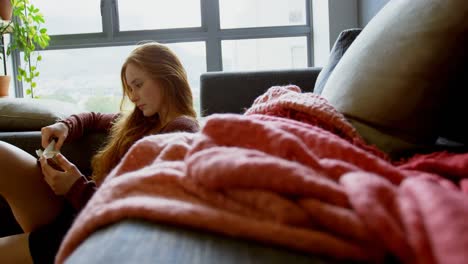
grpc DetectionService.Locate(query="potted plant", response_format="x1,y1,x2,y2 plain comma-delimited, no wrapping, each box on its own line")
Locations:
0,0,49,98
0,18,13,97
0,0,13,21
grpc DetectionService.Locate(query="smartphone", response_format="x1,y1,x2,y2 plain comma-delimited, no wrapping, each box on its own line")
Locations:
47,157,65,172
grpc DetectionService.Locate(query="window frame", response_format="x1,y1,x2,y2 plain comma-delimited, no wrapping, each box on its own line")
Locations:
12,0,313,97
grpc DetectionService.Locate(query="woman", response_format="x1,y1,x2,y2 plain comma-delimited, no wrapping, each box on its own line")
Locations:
0,42,199,263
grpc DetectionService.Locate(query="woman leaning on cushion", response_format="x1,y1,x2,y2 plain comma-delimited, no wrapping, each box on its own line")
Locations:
0,42,199,263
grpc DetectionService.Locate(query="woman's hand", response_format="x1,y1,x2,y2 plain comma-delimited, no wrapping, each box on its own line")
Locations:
39,153,83,196
41,122,69,151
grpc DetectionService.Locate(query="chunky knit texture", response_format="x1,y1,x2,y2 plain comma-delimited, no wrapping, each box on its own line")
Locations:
56,86,468,264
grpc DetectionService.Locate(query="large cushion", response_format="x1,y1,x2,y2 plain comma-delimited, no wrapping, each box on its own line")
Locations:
321,0,468,156
0,98,82,131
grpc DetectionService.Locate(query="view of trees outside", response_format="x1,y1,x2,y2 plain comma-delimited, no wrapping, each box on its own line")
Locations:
36,43,206,113
30,0,306,114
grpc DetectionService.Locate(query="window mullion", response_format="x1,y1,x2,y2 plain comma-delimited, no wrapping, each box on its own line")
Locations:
220,26,310,40
101,0,118,40
307,0,313,67
11,44,22,97
202,0,222,72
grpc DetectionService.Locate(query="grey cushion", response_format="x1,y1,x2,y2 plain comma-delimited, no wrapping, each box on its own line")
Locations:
314,28,362,95
314,26,468,148
0,98,82,131
200,68,321,116
321,0,468,157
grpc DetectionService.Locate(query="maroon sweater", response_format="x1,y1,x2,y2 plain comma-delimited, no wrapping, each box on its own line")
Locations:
59,112,199,212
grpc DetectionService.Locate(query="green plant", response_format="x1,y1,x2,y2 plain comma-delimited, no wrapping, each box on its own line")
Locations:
0,19,13,75
7,0,50,97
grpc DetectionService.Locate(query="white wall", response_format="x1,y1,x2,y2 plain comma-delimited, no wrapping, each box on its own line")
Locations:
312,0,358,66
312,0,391,66
357,0,389,27
328,0,358,49
312,0,330,66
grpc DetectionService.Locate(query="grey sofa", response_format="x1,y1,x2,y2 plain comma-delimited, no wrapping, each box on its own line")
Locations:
61,67,466,264
0,66,465,263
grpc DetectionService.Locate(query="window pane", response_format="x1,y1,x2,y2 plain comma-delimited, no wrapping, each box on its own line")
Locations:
220,0,306,29
40,0,102,35
119,0,201,31
1,35,14,96
35,42,206,114
33,46,130,113
222,37,307,71
166,42,206,114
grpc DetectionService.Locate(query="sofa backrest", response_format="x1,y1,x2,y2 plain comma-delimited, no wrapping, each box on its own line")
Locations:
200,68,322,117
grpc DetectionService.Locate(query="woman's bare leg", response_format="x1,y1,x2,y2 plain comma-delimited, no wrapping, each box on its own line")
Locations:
0,141,64,232
0,233,33,264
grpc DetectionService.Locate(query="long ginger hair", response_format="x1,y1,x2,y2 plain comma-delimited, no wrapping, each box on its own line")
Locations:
91,42,197,184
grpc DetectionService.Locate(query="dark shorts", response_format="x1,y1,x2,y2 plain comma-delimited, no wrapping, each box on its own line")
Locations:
28,204,76,264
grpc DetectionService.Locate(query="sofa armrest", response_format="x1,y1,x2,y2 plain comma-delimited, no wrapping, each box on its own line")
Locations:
200,67,322,116
0,131,107,176
66,219,327,264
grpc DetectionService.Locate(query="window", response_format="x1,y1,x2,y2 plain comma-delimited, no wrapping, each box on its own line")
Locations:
41,0,102,35
219,0,306,29
36,42,206,113
222,37,307,71
11,0,312,114
119,0,202,31
34,46,130,112
168,42,206,113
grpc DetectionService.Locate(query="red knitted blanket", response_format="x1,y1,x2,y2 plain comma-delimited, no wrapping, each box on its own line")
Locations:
56,86,468,264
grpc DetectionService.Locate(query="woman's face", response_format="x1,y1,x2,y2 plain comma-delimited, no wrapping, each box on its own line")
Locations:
125,63,163,117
